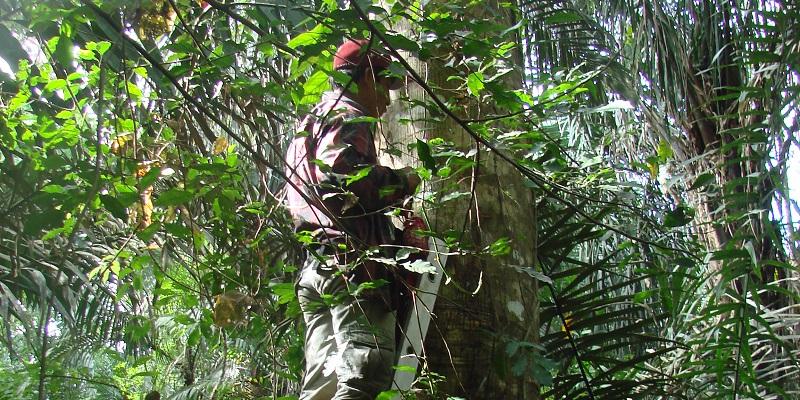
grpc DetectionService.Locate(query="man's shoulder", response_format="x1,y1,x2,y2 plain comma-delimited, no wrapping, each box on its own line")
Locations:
316,91,367,120
296,91,372,139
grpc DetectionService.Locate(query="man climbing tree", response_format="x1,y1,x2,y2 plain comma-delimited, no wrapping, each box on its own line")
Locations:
284,38,420,400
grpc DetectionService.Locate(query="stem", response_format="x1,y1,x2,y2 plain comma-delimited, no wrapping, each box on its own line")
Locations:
37,304,51,400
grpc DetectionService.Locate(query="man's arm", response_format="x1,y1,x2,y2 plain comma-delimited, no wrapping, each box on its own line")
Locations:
317,118,418,212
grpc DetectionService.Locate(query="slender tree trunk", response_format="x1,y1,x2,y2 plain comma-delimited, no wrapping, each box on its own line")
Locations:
665,2,788,300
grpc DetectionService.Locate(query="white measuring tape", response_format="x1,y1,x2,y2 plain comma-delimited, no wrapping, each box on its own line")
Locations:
392,237,448,395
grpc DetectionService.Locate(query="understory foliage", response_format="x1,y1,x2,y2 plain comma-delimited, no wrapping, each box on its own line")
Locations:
0,0,797,399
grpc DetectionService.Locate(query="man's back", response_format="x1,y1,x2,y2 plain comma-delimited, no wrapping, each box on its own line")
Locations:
285,90,406,249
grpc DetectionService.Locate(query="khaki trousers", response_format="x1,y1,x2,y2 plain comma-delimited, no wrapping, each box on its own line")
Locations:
296,254,396,400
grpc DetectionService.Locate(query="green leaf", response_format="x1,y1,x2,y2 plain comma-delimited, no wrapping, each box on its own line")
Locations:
400,259,436,274
345,166,373,185
300,70,330,105
78,48,96,61
187,325,201,347
657,139,673,161
126,318,151,341
505,340,520,356
54,109,73,119
743,240,760,273
488,237,512,256
131,356,152,368
210,43,236,69
154,188,194,207
126,81,142,100
114,184,139,207
94,41,111,55
689,172,715,190
44,79,67,92
711,248,750,260
511,357,528,376
531,357,554,386
136,222,161,242
393,364,417,373
269,282,296,305
415,139,437,173
138,166,163,189
100,194,128,219
353,279,390,295
544,10,583,25
376,390,400,400
165,223,192,238
467,72,485,96
440,191,471,203
663,205,694,228
633,290,655,303
54,35,74,66
41,184,66,194
512,266,553,284
395,247,416,261
24,210,65,235
257,42,274,57
747,50,780,63
383,33,419,52
174,314,194,325
288,24,331,49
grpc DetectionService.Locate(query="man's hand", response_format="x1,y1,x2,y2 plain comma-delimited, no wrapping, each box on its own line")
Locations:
399,166,421,194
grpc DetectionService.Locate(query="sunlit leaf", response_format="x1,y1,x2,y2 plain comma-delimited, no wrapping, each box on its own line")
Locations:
288,24,331,49
154,188,195,207
467,72,485,96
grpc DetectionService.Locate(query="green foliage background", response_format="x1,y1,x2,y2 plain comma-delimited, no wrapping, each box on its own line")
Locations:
0,0,798,399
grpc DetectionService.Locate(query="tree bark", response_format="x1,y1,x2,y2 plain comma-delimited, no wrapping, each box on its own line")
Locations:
377,2,540,398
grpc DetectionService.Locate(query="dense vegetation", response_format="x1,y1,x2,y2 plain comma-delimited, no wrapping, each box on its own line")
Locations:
0,0,797,399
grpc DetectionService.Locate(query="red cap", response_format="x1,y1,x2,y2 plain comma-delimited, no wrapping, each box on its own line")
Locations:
333,39,392,71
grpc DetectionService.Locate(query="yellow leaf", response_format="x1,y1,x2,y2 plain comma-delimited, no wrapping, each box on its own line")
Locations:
137,162,150,177
561,317,573,332
213,291,254,328
111,135,129,155
212,136,228,155
138,186,153,230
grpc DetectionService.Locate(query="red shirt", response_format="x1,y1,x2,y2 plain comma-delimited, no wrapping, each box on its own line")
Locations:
285,91,411,251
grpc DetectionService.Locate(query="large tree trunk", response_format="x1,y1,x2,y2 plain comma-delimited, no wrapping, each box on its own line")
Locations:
657,2,790,301
376,2,540,398
640,2,799,392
